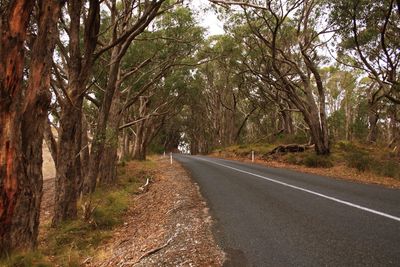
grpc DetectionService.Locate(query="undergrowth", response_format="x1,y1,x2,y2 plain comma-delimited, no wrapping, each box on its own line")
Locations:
1,161,154,267
216,140,400,180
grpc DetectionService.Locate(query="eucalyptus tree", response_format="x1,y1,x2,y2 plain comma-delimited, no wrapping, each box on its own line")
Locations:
330,0,400,104
51,0,176,224
211,0,333,154
83,0,182,193
0,0,64,254
330,0,400,144
84,5,204,182
50,0,101,225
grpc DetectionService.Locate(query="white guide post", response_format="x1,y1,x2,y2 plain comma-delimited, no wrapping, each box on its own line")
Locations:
252,151,255,163
163,151,166,158
170,152,173,165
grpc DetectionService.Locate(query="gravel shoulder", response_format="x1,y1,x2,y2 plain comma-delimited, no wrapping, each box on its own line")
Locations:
90,157,225,266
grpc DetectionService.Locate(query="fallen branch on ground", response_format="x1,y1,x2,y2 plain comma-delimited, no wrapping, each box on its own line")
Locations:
137,236,173,262
121,235,175,266
267,144,315,155
138,178,150,192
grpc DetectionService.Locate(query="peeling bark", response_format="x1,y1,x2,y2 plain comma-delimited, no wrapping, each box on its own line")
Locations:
0,0,62,254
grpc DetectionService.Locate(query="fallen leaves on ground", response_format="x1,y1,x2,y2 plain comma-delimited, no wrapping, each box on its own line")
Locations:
89,158,225,266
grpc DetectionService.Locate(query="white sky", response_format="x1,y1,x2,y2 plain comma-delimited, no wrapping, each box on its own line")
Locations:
189,0,225,36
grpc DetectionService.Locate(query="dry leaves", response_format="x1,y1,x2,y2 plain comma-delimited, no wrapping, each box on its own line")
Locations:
89,158,225,266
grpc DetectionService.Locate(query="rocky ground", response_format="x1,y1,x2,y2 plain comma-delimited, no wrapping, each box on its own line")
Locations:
87,158,225,266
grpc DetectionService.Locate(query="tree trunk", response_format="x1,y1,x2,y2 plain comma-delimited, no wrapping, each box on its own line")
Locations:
367,107,379,143
53,100,83,225
98,90,122,184
99,146,119,184
280,109,294,134
133,97,148,161
0,0,61,254
52,0,100,225
84,46,121,194
133,133,147,160
121,128,131,160
80,114,90,180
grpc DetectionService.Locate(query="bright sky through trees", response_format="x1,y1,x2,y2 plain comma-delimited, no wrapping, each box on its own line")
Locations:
190,0,225,35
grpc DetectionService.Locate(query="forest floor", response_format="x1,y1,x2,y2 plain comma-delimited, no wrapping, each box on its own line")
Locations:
34,157,224,266
211,141,400,189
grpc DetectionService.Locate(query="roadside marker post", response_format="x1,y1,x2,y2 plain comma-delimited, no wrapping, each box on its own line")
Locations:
252,151,255,162
163,151,166,158
170,152,173,165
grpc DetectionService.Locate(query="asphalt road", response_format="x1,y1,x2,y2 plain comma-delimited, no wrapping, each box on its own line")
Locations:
174,154,400,267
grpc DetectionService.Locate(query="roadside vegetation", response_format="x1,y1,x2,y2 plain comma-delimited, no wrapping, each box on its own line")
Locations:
0,161,154,267
213,139,400,186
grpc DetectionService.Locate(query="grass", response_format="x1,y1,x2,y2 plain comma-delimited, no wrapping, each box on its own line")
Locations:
0,251,51,267
303,154,333,168
1,160,155,267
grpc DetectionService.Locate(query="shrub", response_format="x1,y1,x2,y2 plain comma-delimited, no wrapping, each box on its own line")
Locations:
0,252,50,267
303,154,333,168
286,154,301,165
374,160,400,179
336,140,357,152
345,151,374,172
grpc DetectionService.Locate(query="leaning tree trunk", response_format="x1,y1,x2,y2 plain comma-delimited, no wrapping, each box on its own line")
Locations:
84,47,121,194
0,0,61,254
280,109,294,135
306,115,330,155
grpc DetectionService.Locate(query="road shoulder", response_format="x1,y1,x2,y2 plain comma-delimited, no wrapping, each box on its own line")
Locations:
91,157,225,266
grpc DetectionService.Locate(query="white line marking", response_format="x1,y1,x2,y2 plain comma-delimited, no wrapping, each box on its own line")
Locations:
195,157,400,223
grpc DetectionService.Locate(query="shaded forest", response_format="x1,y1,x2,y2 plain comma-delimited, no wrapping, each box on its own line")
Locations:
0,0,399,258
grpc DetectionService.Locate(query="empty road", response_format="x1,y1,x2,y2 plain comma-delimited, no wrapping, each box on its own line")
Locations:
174,154,400,267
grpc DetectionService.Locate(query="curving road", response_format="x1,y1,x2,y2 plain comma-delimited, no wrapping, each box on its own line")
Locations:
174,154,400,267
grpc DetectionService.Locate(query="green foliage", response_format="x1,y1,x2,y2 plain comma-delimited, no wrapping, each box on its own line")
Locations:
303,154,334,168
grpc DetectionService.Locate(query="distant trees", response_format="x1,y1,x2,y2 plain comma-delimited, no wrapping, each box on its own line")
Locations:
207,0,332,154
200,0,399,154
